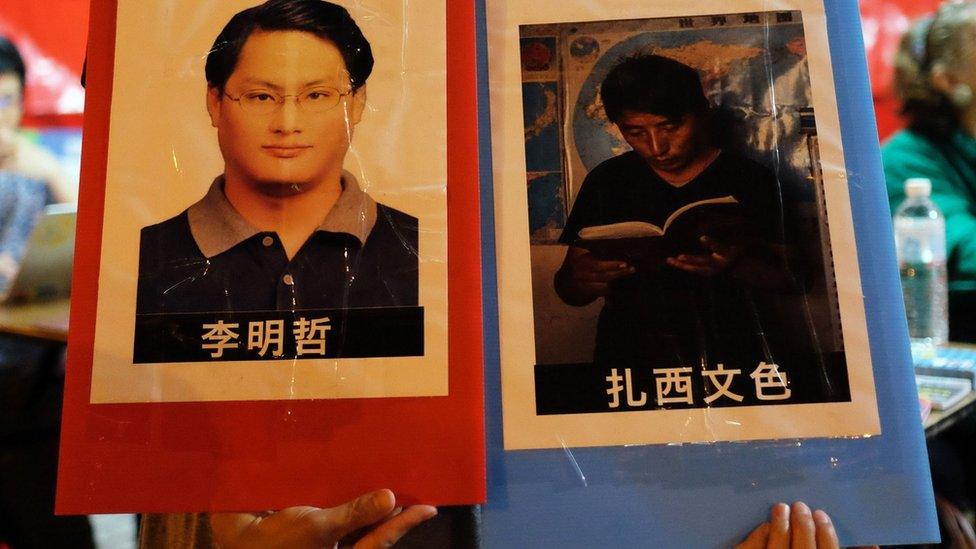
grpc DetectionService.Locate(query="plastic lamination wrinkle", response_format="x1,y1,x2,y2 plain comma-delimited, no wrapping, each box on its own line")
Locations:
160,257,211,296
559,437,589,487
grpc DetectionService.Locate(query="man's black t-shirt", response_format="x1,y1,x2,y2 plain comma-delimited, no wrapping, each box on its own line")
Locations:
559,150,793,388
136,203,418,314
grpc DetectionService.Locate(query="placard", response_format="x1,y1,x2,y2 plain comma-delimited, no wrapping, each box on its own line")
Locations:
58,0,484,512
479,0,936,546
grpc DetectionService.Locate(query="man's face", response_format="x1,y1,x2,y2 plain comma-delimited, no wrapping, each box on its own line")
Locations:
615,110,709,178
207,30,365,191
0,72,23,161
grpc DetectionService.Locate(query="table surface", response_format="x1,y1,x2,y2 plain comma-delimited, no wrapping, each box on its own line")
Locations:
920,342,976,437
923,386,976,438
0,298,70,342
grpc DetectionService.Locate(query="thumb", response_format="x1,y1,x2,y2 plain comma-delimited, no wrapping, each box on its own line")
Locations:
312,489,397,542
700,235,728,253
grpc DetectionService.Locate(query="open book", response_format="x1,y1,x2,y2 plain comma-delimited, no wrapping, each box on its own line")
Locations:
575,195,752,268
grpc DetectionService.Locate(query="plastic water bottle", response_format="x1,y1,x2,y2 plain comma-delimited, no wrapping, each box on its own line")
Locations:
894,178,948,361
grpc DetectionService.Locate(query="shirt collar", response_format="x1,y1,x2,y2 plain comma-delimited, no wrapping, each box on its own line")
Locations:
187,172,378,258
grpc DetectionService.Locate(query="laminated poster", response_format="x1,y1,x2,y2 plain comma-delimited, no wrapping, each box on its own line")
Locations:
490,1,879,449
481,0,937,546
57,0,484,512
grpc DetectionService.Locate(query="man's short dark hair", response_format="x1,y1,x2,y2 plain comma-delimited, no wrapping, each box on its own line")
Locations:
0,36,26,90
205,0,373,92
600,54,708,123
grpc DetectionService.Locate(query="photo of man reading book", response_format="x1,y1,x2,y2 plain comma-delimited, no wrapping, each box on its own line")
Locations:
555,54,831,405
134,0,420,362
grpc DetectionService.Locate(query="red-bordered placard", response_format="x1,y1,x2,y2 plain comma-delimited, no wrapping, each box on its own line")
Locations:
57,0,484,512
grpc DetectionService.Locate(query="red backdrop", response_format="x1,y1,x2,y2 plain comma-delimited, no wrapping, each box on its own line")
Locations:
0,0,89,127
860,0,941,142
0,0,951,140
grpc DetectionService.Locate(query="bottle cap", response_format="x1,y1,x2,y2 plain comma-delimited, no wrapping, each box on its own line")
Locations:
904,178,932,198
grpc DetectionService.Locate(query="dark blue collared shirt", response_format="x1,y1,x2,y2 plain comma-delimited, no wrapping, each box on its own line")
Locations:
136,175,418,314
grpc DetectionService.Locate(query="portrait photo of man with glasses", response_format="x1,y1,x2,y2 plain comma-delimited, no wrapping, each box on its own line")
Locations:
84,0,448,402
136,0,417,318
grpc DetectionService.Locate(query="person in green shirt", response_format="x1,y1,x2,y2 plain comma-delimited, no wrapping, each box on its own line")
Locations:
882,2,976,281
883,3,976,530
883,1,976,342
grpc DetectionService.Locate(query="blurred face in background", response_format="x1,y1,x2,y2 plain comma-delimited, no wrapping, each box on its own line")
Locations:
0,72,23,163
946,25,976,115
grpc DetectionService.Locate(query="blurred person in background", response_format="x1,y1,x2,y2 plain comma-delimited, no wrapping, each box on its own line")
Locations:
883,1,976,342
0,34,91,549
883,3,976,541
0,35,74,288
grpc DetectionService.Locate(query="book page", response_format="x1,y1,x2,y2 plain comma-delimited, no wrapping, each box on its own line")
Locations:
578,221,664,239
662,194,737,233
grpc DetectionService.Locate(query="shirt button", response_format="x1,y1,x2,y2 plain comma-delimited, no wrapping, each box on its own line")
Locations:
282,274,295,285
262,236,274,247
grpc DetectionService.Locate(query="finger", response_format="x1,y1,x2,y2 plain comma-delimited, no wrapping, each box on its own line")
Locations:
338,505,404,546
585,261,635,281
734,522,770,549
313,489,398,543
701,236,740,261
709,252,732,266
812,509,840,549
672,254,714,267
671,252,734,273
700,235,726,251
589,259,632,272
666,257,717,275
767,502,791,549
354,505,438,549
580,266,633,283
210,512,263,546
790,502,816,549
666,262,707,275
669,263,713,275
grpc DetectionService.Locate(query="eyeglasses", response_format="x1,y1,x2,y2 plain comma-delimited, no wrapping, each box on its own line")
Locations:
223,87,352,115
